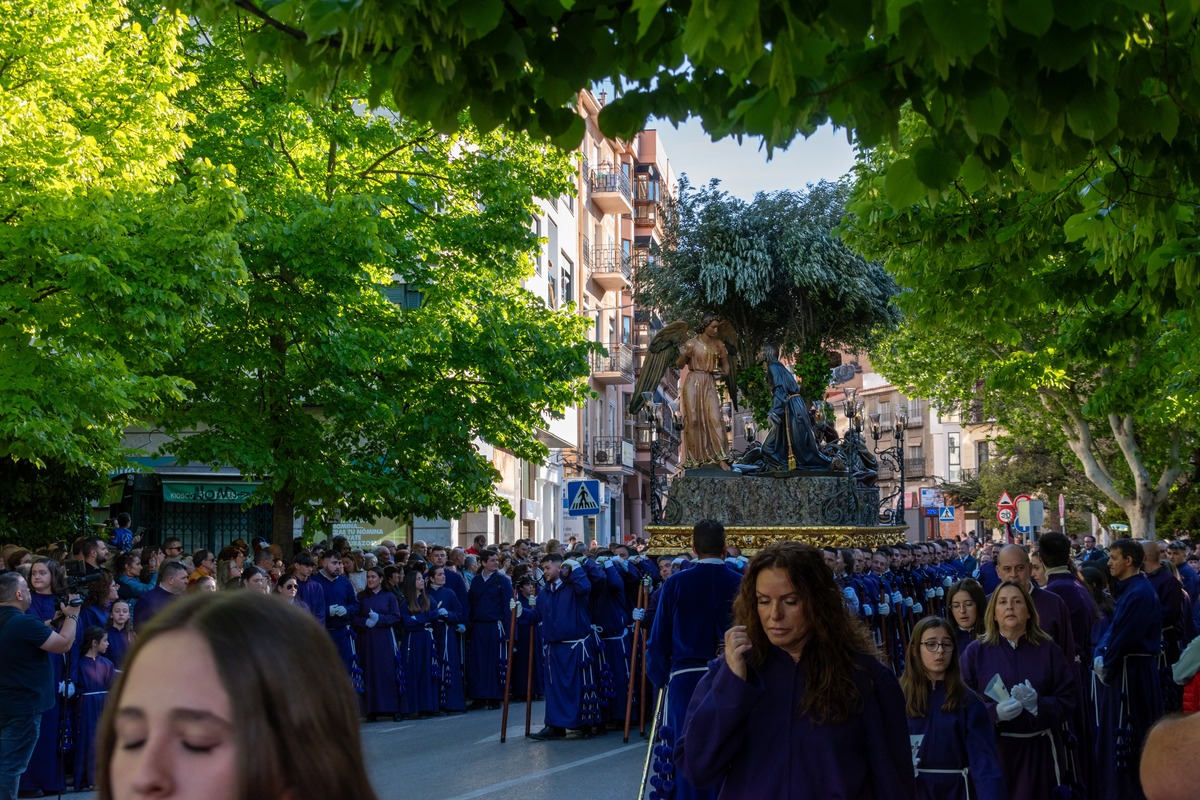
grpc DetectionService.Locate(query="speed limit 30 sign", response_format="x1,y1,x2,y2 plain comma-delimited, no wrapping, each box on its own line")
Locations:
997,507,1016,524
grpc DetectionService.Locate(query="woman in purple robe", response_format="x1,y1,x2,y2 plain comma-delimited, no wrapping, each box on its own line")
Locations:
901,617,1006,800
948,579,986,655
74,626,116,791
427,565,467,712
353,566,403,720
677,542,915,799
400,569,440,717
103,599,135,669
20,557,71,795
961,581,1079,800
79,570,118,632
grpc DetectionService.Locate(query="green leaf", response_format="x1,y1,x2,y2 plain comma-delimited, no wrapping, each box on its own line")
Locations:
964,87,1009,140
920,0,993,60
1003,0,1054,36
913,140,961,189
1065,81,1119,141
885,157,925,206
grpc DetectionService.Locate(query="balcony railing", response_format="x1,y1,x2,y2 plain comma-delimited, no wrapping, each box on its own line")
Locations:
905,457,928,477
589,168,632,201
581,235,591,270
592,436,632,469
591,343,634,383
634,176,659,203
591,246,632,280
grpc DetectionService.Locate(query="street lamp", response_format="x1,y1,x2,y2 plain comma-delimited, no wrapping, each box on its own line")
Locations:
641,391,674,524
871,403,908,526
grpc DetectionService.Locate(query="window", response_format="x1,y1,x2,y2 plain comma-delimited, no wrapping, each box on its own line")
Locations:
622,316,632,345
547,219,559,273
561,253,573,306
976,440,990,467
532,216,542,275
947,433,961,482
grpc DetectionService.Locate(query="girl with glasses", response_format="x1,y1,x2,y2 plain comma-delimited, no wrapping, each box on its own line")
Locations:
901,617,1006,800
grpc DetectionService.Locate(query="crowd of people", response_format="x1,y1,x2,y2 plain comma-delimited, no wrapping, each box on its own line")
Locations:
2,524,1198,800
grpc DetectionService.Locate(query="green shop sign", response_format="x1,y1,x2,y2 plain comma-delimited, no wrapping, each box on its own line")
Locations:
162,481,258,504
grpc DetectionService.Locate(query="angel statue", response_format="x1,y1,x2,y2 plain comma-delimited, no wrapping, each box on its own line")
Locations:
630,314,738,469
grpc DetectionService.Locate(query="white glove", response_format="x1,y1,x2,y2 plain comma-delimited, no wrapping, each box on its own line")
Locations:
597,556,611,565
508,599,522,618
736,556,748,568
913,603,923,615
456,623,466,633
935,587,945,598
528,594,537,607
878,602,891,616
972,568,980,579
632,608,645,621
1012,680,1039,715
1093,656,1107,683
437,607,449,618
892,591,903,604
862,604,874,616
943,576,953,588
996,697,1023,721
904,596,914,608
564,559,581,571
365,616,378,628
925,588,935,600
59,681,75,698
368,609,379,622
329,604,347,617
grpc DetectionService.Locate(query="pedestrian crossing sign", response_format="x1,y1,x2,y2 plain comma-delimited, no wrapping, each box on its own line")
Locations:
566,479,601,517
938,506,955,522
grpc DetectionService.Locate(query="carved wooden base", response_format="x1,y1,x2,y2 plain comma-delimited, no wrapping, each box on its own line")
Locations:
645,525,911,556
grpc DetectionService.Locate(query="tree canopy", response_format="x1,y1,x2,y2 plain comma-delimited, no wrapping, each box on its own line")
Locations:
187,0,1200,320
0,0,244,471
155,12,595,544
636,178,897,409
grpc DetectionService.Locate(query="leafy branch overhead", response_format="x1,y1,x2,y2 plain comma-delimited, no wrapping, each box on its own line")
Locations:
187,0,1200,318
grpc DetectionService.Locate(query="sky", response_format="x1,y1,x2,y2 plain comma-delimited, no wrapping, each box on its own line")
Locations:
649,117,859,201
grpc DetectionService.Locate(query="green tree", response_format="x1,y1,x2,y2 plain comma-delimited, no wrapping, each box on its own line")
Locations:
156,14,595,546
636,178,897,416
845,120,1200,540
187,1,1200,320
0,0,244,472
0,459,106,548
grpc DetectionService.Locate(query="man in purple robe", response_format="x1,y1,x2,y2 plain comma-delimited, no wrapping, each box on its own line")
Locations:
646,519,742,800
1094,539,1163,800
1143,541,1186,712
530,553,594,739
311,550,359,679
132,560,188,629
292,552,326,625
466,549,513,709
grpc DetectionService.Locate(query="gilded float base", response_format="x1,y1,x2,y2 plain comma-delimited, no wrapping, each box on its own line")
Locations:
645,525,911,556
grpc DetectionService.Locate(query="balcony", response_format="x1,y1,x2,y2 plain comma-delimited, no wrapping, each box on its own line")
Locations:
905,457,928,477
590,246,632,291
592,435,634,473
588,168,633,216
634,203,658,227
592,343,634,385
634,174,659,204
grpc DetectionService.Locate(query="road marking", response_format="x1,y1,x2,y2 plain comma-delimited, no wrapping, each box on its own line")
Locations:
442,744,642,799
474,724,533,744
372,725,413,733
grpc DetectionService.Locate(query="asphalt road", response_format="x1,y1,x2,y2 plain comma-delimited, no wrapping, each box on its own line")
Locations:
360,701,650,800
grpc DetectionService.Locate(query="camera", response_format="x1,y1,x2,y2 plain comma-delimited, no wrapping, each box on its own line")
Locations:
55,571,103,608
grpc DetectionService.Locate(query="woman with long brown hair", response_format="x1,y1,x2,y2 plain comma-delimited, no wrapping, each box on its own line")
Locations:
676,541,914,799
948,578,987,653
960,581,1078,800
399,569,439,718
901,617,1005,800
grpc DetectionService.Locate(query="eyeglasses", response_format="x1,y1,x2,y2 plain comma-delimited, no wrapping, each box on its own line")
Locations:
282,584,298,591
921,641,954,653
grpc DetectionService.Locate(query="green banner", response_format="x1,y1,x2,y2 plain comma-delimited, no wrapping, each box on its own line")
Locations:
162,481,258,504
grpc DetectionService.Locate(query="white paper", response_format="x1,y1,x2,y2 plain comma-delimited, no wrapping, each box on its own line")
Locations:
984,673,1011,704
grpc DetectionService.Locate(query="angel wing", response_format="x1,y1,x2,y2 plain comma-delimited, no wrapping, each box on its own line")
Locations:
628,320,691,416
716,319,740,412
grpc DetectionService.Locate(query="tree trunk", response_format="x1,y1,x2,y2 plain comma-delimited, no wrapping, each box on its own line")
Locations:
1127,499,1157,541
272,484,295,554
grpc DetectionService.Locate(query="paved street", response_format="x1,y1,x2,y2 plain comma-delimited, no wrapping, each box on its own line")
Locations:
360,701,649,800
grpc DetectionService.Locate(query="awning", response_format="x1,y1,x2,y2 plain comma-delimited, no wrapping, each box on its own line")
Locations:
100,482,126,506
161,480,260,504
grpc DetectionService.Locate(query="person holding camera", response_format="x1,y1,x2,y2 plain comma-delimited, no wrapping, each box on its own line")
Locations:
0,572,80,800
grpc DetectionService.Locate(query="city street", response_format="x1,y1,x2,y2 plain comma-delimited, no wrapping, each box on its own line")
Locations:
359,702,648,800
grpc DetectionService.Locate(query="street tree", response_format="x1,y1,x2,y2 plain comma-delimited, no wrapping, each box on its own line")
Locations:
635,178,898,413
186,0,1200,321
156,14,594,546
845,120,1200,540
0,0,244,472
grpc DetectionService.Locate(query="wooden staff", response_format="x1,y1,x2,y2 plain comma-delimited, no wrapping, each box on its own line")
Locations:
500,590,519,743
524,589,537,737
623,579,648,742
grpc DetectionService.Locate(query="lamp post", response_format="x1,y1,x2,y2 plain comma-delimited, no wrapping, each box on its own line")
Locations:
869,404,908,526
641,391,676,524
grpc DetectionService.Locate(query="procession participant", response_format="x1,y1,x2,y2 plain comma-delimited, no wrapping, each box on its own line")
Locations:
431,545,469,612
530,553,595,740
961,581,1078,800
354,566,402,721
947,579,987,654
1167,541,1200,602
427,565,466,713
1143,541,1186,712
94,591,377,800
80,570,119,631
645,520,743,800
995,545,1076,662
901,617,1006,800
398,570,440,718
979,543,1003,595
311,550,359,681
1094,539,1164,800
104,599,135,669
591,550,631,727
291,552,326,624
74,626,117,792
510,575,542,701
675,542,914,799
466,549,513,710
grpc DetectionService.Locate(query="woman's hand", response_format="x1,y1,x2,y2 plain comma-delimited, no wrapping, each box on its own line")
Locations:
724,625,752,681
